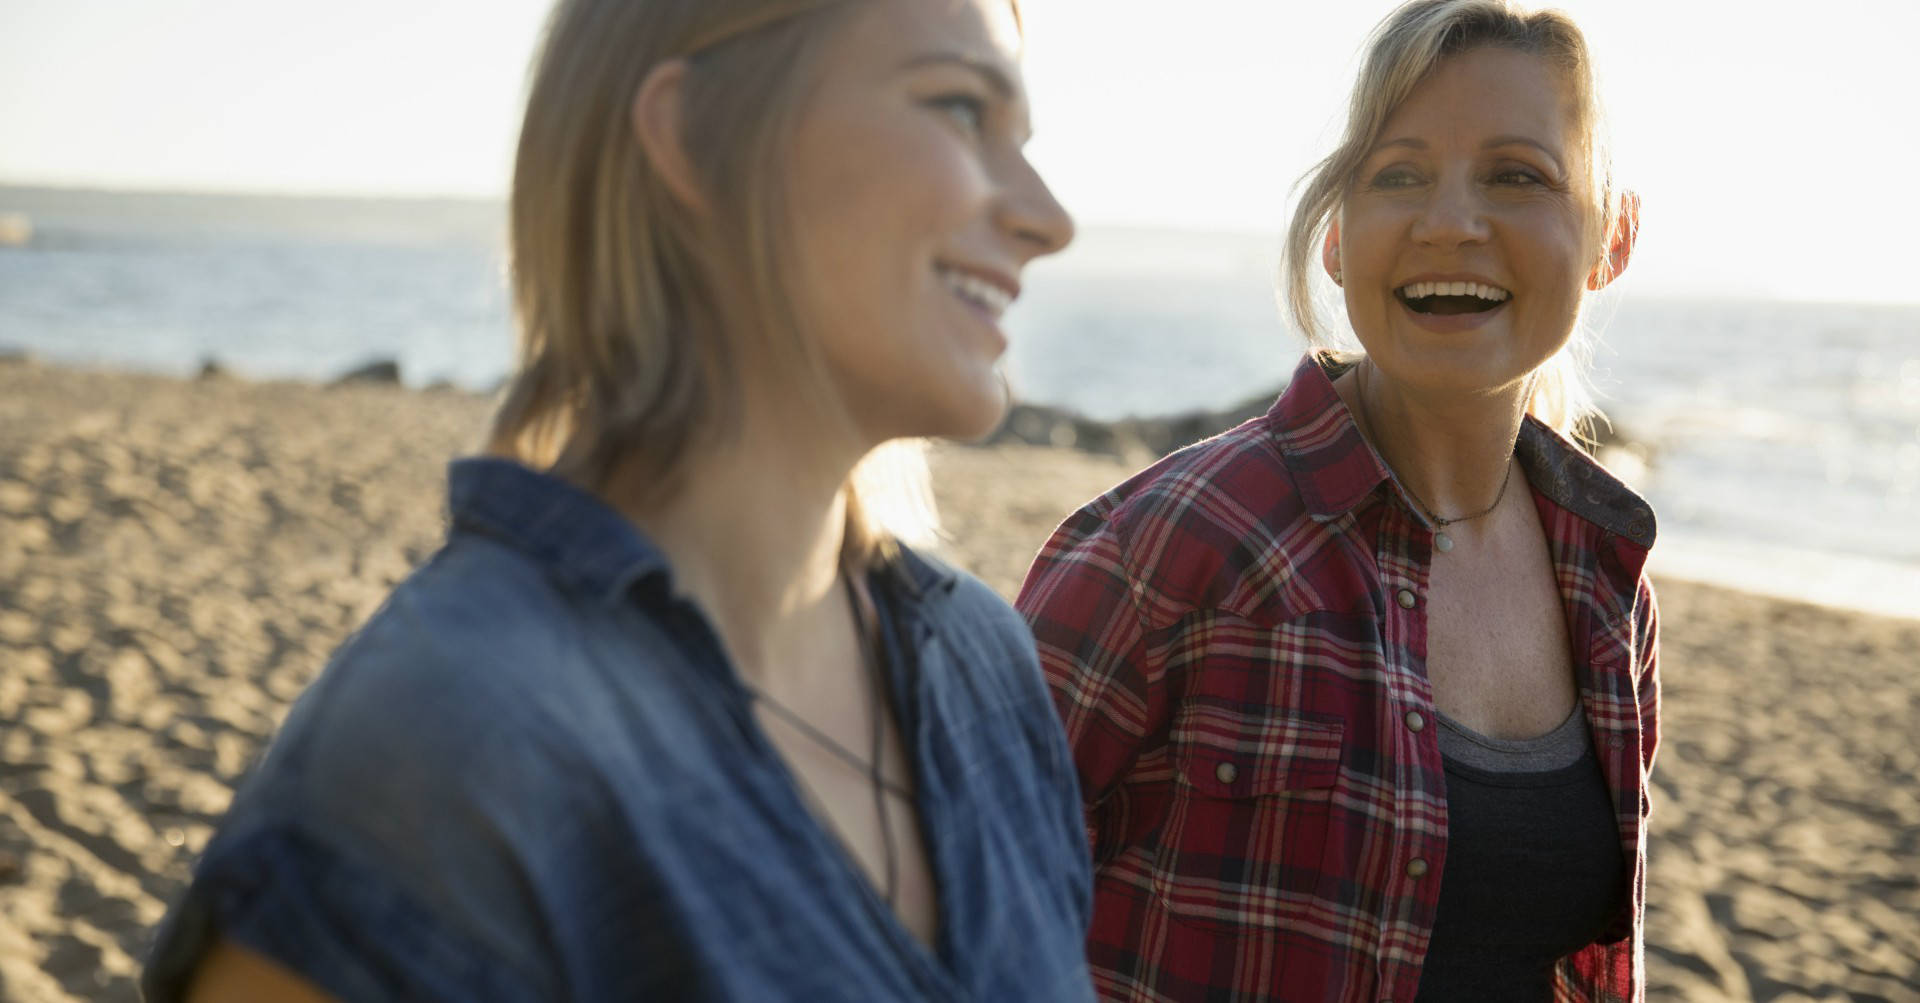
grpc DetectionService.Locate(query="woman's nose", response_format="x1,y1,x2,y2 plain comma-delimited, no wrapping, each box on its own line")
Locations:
1411,173,1490,250
997,153,1075,260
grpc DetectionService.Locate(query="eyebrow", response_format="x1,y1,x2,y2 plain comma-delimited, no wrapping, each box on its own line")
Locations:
1369,134,1565,167
900,52,1020,100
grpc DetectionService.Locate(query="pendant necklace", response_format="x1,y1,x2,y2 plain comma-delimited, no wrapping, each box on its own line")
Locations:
1353,363,1515,554
740,572,907,907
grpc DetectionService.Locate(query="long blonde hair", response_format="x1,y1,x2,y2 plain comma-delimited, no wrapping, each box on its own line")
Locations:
489,0,943,564
1281,0,1626,442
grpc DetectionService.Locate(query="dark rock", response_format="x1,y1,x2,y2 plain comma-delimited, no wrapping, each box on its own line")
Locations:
196,357,230,380
989,385,1282,463
332,359,402,386
990,386,1656,469
991,403,1141,460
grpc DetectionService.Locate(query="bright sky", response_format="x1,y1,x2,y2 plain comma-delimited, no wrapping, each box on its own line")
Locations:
2,0,1913,303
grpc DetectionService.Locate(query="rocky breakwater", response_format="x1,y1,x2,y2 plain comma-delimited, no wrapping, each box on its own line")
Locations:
990,381,1651,478
988,389,1277,465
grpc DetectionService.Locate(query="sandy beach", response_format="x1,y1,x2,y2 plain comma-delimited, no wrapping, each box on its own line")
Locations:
0,358,1914,1002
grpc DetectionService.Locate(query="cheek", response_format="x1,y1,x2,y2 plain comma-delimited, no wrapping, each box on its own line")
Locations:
788,114,923,248
905,154,994,246
1540,211,1598,282
1337,214,1403,286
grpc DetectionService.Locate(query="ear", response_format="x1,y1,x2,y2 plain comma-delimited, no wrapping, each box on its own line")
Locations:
1587,191,1640,291
631,59,709,214
1321,222,1343,285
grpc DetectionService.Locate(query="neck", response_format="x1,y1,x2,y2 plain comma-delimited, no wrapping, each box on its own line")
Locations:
610,395,867,684
1342,358,1528,526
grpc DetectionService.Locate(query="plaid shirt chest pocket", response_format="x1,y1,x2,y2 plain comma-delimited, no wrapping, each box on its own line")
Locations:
1152,698,1346,932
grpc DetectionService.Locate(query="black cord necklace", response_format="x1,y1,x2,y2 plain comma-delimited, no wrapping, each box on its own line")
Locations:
1353,362,1515,553
740,572,906,906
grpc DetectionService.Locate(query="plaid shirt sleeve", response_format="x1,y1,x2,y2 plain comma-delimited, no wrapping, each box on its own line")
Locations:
1015,499,1164,864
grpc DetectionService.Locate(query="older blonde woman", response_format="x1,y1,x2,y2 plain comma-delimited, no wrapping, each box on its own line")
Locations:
144,1,1093,1000
1019,1,1655,999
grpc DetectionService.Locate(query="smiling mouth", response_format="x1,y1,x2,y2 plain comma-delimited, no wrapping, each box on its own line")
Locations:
937,265,1015,320
1396,280,1511,316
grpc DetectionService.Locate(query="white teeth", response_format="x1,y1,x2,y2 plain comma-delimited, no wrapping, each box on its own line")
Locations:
1396,280,1510,303
938,267,1013,318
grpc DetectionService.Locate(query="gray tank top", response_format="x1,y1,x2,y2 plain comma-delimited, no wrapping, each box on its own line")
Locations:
1413,704,1627,1002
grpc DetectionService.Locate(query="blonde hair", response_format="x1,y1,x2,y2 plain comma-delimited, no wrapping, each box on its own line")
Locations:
489,0,944,565
1281,0,1625,442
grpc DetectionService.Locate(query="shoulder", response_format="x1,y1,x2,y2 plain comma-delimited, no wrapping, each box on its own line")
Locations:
287,539,595,757
898,548,1034,666
145,543,597,1003
1073,415,1295,544
892,548,1088,810
238,534,672,853
257,561,578,808
159,541,661,997
1025,417,1323,625
912,547,1020,622
895,549,1065,718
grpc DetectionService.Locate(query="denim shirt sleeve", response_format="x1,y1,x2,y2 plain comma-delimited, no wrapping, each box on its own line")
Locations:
143,568,611,1003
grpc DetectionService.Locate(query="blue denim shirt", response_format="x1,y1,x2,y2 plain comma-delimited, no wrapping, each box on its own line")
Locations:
143,458,1094,1002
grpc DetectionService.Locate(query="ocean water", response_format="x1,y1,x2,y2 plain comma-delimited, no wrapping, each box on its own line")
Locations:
3,187,1916,619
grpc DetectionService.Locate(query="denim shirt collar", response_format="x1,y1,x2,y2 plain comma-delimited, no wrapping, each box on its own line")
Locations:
447,458,672,607
887,542,960,601
446,457,961,609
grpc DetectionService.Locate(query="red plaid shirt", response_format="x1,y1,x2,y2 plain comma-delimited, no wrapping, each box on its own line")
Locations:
1017,355,1660,1002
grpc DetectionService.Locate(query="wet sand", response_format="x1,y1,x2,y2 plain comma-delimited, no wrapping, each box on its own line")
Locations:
0,360,1914,1001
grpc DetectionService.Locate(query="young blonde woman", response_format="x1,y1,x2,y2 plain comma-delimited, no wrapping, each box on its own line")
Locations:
1019,1,1657,999
143,1,1093,1000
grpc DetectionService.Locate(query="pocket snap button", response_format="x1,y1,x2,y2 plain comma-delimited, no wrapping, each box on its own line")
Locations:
1214,761,1239,785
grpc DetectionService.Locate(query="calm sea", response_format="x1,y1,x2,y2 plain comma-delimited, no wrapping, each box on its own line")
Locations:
3,187,1916,619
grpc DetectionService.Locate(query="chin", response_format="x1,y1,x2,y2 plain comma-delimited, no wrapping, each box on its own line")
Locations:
918,379,1008,443
939,396,1008,443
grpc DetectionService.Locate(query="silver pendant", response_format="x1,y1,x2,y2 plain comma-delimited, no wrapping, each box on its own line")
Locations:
1434,531,1454,553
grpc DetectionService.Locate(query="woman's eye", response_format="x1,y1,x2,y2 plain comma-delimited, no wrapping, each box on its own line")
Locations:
1491,168,1544,186
1368,167,1421,189
930,94,987,135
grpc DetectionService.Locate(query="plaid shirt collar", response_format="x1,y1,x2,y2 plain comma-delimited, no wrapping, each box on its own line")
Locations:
1269,353,1656,558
